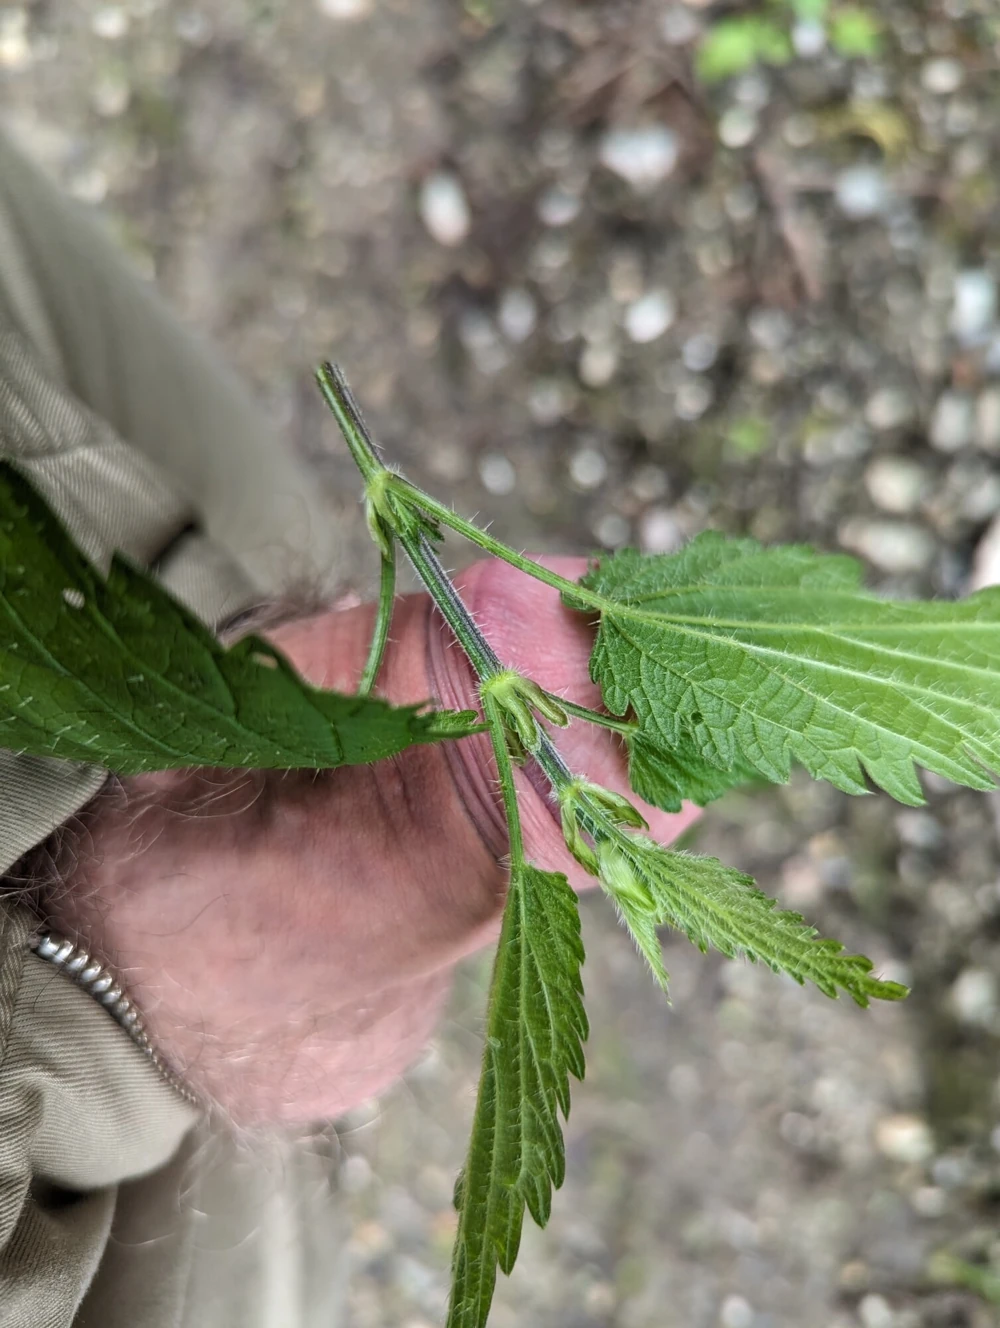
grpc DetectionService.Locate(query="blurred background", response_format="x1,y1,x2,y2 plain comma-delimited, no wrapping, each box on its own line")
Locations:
4,1,1000,1324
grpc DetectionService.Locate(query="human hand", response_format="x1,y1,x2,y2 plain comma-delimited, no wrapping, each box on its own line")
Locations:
48,558,699,1122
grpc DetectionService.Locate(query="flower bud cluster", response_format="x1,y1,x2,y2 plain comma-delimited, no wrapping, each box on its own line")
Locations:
481,671,569,759
557,779,654,913
365,471,441,558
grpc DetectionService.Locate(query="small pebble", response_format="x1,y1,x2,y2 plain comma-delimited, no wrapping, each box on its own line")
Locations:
682,332,719,372
497,288,537,343
594,512,631,547
459,311,507,375
660,6,699,45
458,309,497,353
631,465,670,502
718,108,758,149
874,1113,935,1165
792,18,826,57
840,519,934,573
960,470,1000,521
783,113,816,148
929,390,974,452
599,125,679,192
479,454,516,496
176,11,213,43
341,1154,373,1194
91,6,128,38
931,1152,971,1188
583,1282,617,1315
419,172,471,247
676,378,715,420
971,512,1000,589
864,457,929,514
911,1185,947,1218
668,1062,701,1103
839,1260,871,1293
640,507,683,553
921,57,963,94
865,387,914,432
720,1295,754,1328
975,386,1000,452
986,332,1000,373
951,269,997,345
579,343,619,388
835,165,889,220
624,290,676,343
0,11,29,70
93,75,130,118
569,446,607,491
748,307,792,351
949,967,997,1027
537,185,580,228
895,810,943,850
528,379,573,425
725,182,759,222
859,1293,895,1328
733,70,769,110
317,0,373,16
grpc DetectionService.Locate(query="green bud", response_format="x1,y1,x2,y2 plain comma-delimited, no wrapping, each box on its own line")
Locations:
560,801,599,875
481,670,555,754
365,498,393,560
566,778,647,830
587,783,647,829
596,840,656,912
506,694,541,751
516,679,569,728
504,724,529,765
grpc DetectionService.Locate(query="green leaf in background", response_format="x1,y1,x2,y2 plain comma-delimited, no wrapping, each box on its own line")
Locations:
596,833,908,1006
927,1251,1000,1307
0,461,480,774
790,0,829,21
830,5,881,57
695,17,793,83
576,532,1000,808
448,864,587,1328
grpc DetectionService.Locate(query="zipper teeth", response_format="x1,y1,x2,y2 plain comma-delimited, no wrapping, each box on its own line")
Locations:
31,933,199,1107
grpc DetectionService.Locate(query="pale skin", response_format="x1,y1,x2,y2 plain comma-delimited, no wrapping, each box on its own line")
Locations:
48,556,699,1123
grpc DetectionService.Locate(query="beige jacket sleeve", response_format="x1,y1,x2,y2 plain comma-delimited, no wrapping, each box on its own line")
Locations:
0,132,350,1326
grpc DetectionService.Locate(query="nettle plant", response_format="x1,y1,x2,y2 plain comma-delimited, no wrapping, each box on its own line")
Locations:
3,363,1000,1327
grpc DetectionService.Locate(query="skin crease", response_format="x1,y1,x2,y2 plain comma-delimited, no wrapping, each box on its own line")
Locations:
50,556,699,1123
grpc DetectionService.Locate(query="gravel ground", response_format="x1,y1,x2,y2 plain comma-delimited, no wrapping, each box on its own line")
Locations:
3,2,1000,1325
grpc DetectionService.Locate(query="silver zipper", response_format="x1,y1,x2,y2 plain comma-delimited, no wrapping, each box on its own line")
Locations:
31,932,199,1106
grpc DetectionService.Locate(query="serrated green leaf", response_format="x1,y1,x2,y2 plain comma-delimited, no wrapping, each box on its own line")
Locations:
599,833,908,1007
628,730,762,812
0,461,480,774
448,863,587,1328
576,533,1000,808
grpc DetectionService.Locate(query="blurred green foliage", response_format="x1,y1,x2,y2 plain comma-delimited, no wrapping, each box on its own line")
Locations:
695,0,881,84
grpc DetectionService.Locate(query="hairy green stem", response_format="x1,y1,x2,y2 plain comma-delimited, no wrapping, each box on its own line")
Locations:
358,546,396,696
392,482,609,610
315,362,386,483
483,693,525,864
403,531,504,682
321,361,627,866
555,696,638,738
